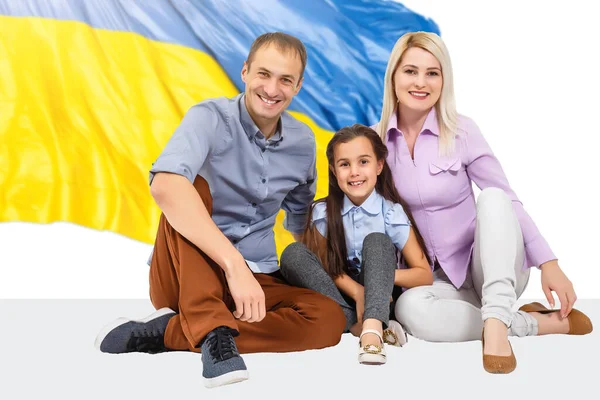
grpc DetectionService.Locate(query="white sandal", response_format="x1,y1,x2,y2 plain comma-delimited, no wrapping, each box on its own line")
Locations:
358,329,386,365
383,320,408,347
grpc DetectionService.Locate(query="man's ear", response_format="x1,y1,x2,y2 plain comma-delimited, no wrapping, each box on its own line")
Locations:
294,77,303,95
241,61,249,83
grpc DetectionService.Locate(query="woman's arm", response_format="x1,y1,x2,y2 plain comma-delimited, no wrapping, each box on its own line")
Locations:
395,227,433,288
464,117,555,268
465,118,575,314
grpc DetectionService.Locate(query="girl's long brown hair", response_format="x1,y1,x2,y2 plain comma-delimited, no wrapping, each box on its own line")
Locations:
302,124,429,278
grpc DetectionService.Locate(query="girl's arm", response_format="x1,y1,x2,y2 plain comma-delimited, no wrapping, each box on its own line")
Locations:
395,227,433,288
334,272,364,301
334,272,365,325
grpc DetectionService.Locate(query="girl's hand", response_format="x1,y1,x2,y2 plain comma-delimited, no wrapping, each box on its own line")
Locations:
540,260,576,318
354,286,365,326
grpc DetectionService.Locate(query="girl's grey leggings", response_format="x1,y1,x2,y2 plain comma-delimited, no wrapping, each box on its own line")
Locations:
280,232,397,332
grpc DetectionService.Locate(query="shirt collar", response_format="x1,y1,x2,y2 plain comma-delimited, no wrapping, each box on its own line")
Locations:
421,107,439,136
239,94,283,142
341,190,382,216
385,107,439,142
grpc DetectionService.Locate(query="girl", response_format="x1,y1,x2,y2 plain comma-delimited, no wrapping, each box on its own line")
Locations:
376,31,592,373
280,124,432,365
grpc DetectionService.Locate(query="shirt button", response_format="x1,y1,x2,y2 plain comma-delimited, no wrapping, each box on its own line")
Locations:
261,179,266,183
262,148,266,153
252,202,257,207
352,257,360,264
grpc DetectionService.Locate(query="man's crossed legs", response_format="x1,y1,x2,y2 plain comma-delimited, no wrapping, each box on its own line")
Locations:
95,176,345,388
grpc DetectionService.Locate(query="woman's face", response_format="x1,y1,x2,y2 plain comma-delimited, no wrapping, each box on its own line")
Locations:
393,47,443,113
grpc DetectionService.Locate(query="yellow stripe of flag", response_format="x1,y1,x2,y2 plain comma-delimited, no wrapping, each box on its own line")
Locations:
0,16,332,254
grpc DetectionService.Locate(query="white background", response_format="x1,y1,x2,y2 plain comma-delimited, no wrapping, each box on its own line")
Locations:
1,0,598,299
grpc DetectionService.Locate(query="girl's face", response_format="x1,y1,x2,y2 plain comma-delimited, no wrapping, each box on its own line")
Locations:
331,136,384,206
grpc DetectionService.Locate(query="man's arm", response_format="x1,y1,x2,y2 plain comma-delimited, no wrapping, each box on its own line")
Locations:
282,144,317,239
149,105,265,322
151,173,266,323
150,105,242,271
151,173,245,275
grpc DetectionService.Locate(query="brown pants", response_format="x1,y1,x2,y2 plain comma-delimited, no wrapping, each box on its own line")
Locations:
149,176,346,354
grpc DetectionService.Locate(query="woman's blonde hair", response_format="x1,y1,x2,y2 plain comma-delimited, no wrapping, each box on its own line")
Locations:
377,31,458,155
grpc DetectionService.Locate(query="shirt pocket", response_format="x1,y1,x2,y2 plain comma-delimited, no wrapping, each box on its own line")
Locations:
429,157,462,175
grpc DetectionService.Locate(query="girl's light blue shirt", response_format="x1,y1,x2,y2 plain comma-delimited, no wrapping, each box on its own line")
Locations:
312,190,411,271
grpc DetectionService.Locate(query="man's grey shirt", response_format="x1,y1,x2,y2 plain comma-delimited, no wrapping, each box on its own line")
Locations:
148,94,317,273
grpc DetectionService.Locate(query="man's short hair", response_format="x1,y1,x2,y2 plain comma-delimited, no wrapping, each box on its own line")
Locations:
247,32,307,80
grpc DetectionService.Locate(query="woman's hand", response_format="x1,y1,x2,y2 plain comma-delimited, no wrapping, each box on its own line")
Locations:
540,260,576,318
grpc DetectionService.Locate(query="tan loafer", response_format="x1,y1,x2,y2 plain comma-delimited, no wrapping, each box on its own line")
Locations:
481,329,516,374
519,302,593,335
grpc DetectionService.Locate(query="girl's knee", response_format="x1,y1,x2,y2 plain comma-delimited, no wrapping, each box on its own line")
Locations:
362,233,396,266
280,242,309,268
363,232,394,249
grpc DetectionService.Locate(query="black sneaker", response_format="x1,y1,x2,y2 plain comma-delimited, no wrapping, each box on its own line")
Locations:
200,326,248,388
95,308,175,354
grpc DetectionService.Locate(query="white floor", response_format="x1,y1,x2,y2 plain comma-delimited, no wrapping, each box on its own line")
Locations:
1,299,597,400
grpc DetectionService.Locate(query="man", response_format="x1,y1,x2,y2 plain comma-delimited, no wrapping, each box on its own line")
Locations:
95,32,345,388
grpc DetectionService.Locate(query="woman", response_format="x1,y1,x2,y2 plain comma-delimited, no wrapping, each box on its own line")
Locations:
376,31,592,374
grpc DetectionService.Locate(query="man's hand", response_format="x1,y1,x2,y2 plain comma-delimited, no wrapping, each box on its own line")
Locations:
540,260,576,319
225,259,266,323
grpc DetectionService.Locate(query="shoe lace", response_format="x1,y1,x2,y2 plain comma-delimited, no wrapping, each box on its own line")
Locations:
127,329,165,353
206,327,238,362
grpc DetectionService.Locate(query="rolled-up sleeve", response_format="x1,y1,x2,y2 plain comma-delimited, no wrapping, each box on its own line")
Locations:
282,149,317,234
149,104,218,185
464,118,556,268
310,202,328,237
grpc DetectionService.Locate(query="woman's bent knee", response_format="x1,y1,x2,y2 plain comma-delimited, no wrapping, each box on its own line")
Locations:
477,187,511,210
394,287,439,341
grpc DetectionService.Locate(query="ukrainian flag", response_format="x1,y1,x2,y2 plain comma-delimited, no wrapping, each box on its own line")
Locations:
0,0,438,253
